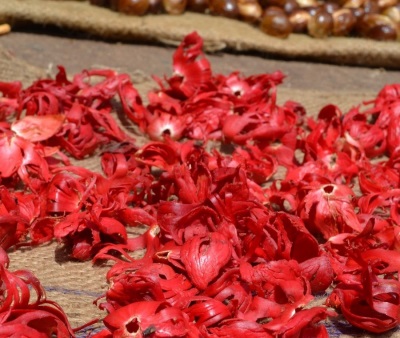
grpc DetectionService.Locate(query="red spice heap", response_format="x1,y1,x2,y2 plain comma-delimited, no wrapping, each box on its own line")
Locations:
1,32,400,336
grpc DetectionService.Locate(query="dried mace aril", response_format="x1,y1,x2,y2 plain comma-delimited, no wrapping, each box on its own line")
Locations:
5,32,400,338
260,6,292,38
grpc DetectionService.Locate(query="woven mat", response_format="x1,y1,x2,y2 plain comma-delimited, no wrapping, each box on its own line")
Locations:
1,0,400,69
1,40,400,336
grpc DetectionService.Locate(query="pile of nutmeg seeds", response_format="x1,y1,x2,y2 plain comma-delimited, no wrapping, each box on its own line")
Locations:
90,0,400,40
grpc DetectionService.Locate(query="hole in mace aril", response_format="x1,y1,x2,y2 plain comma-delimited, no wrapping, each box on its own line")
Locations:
126,318,140,333
323,185,335,194
162,129,171,136
283,199,292,212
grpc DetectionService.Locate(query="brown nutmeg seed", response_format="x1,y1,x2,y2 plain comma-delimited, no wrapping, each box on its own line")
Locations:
289,9,311,32
295,0,317,8
163,0,187,14
356,13,398,40
332,8,356,36
238,0,263,22
283,0,300,14
209,0,240,18
378,0,398,10
118,0,150,15
382,5,400,24
187,0,209,12
260,6,292,38
90,0,111,7
148,0,163,13
322,2,340,14
362,0,380,14
307,9,333,38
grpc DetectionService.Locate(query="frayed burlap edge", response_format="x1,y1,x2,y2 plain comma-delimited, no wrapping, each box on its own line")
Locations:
1,0,400,69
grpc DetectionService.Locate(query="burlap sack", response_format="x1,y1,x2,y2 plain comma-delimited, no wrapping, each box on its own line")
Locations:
0,0,400,69
1,40,400,336
0,46,45,85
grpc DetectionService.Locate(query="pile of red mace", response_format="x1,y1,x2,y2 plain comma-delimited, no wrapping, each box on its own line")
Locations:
0,32,400,337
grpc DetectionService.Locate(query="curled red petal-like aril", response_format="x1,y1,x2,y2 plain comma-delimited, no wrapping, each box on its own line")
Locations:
299,255,335,293
181,232,232,290
11,114,65,142
0,135,23,178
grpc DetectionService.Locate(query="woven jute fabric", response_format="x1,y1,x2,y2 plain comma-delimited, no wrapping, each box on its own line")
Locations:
1,0,400,69
0,46,45,85
1,40,400,336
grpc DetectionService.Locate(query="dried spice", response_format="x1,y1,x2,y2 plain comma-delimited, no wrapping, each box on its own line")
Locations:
91,0,400,40
1,32,400,336
0,247,75,336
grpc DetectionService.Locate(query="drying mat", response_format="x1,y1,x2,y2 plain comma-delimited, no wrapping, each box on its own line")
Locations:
1,0,400,69
0,44,45,85
1,42,400,337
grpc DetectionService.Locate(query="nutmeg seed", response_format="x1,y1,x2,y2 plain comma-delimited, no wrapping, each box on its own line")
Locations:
90,0,111,7
322,2,340,14
92,0,400,41
350,7,365,22
163,0,187,14
289,9,311,32
209,0,240,18
377,0,397,10
264,0,287,7
356,13,398,40
118,0,150,15
238,0,263,22
295,0,317,8
362,0,380,14
283,0,300,14
260,6,292,38
382,5,400,24
367,23,398,40
187,0,209,12
307,9,333,38
343,0,363,9
148,0,163,13
332,8,356,35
